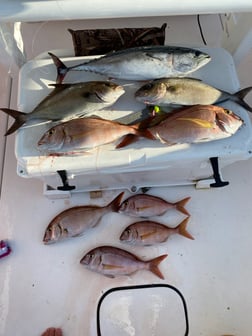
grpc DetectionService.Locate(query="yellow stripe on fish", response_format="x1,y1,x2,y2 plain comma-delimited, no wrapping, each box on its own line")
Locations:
176,117,214,128
102,264,124,270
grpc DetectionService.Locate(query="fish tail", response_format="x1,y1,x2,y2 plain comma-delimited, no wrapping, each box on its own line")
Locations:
175,196,191,216
234,86,252,112
116,123,155,149
116,134,139,149
108,192,124,212
0,108,27,136
48,52,69,84
148,254,168,279
177,217,194,240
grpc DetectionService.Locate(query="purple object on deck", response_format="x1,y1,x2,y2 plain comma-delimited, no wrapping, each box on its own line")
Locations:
0,240,11,259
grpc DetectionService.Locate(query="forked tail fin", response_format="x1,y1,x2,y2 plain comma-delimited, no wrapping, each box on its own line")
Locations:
148,254,168,279
234,87,252,112
109,192,124,212
116,122,155,149
48,52,69,84
177,217,194,240
175,197,191,216
0,108,27,136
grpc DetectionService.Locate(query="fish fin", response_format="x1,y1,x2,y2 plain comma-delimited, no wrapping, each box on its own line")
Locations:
116,134,140,149
234,87,252,112
175,196,191,216
116,127,155,149
177,217,194,240
48,52,69,84
0,108,28,136
109,192,124,212
148,254,168,279
177,117,214,128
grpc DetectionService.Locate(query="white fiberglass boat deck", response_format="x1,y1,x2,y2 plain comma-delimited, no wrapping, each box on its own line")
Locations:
0,15,252,336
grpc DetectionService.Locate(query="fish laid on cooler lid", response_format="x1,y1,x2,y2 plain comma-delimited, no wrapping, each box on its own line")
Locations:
0,81,125,136
135,77,252,112
49,45,211,84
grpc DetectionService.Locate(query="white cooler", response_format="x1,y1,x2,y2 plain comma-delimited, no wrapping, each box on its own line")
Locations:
15,46,252,196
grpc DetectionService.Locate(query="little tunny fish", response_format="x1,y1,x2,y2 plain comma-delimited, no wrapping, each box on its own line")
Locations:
135,77,252,112
120,217,194,246
43,192,124,244
1,81,124,136
37,117,155,154
146,105,243,145
80,245,168,279
49,45,211,84
118,193,190,217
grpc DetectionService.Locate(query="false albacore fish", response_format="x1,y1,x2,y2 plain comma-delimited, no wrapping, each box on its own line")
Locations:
43,192,124,244
1,81,124,136
118,193,190,217
80,245,168,279
37,117,155,154
49,45,211,84
135,77,252,112
120,217,194,246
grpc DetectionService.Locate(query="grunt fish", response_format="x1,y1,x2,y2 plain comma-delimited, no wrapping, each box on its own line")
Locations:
147,105,243,145
37,116,155,154
1,81,124,136
135,77,252,112
43,192,124,244
49,46,211,84
118,193,190,217
80,245,168,279
120,217,194,246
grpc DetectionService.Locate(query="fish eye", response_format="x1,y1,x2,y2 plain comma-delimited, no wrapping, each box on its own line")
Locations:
48,227,52,232
224,109,232,114
63,228,68,234
195,50,201,57
48,129,55,136
142,83,153,90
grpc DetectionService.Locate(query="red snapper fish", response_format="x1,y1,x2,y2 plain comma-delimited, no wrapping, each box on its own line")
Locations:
80,245,168,279
120,217,194,246
147,105,243,145
37,117,155,154
118,193,190,217
43,192,124,244
117,105,243,148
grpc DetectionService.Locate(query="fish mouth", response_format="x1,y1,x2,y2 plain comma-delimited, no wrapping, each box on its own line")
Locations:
215,112,243,134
